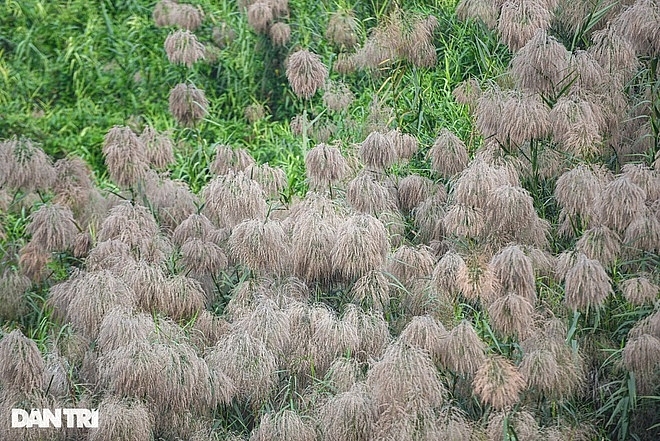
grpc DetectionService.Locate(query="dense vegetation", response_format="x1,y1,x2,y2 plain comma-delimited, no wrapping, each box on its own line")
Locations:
0,0,659,440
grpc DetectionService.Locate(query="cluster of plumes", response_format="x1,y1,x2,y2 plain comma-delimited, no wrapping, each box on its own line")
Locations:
0,137,55,192
286,49,329,99
336,8,439,74
624,310,660,393
164,29,205,67
241,0,290,46
168,82,208,126
153,0,204,31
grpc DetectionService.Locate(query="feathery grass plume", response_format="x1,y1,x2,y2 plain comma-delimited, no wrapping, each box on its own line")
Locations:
622,163,660,202
98,201,159,247
142,174,198,231
346,171,398,214
519,347,562,399
452,159,513,209
432,251,469,299
498,0,551,52
623,333,660,393
286,49,328,99
443,203,485,239
269,22,291,46
386,129,418,163
359,130,397,170
459,255,500,303
49,269,136,338
291,211,336,285
169,2,204,30
433,406,475,441
212,22,236,48
245,163,287,199
202,171,267,229
0,269,30,321
230,219,289,275
210,144,256,175
550,95,604,157
86,239,134,272
190,310,229,348
323,81,354,112
589,27,639,81
153,0,177,26
169,82,208,126
473,355,526,410
399,315,447,367
413,191,448,243
0,329,45,394
614,0,660,56
564,253,612,311
251,409,316,441
326,357,361,393
52,156,93,211
232,297,291,358
439,320,487,375
309,305,360,375
397,175,434,213
488,293,535,339
406,15,439,68
498,93,551,146
386,245,435,286
510,30,571,96
318,383,377,441
180,238,228,276
521,245,555,278
367,340,447,410
27,203,77,252
164,29,205,67
42,353,69,398
624,208,660,253
485,184,542,245
571,222,620,265
629,311,660,340
429,129,469,178
343,304,390,362
206,331,277,406
555,164,611,231
172,213,216,246
597,175,646,234
486,411,540,441
139,125,174,170
331,214,389,281
456,0,499,29
490,245,537,303
620,276,659,306
350,270,391,311
0,391,66,441
99,339,215,414
102,125,148,188
325,9,359,49
157,275,206,320
88,397,153,441
0,137,55,192
305,142,349,190
333,52,357,74
453,78,482,112
97,307,153,354
19,241,50,282
247,1,273,34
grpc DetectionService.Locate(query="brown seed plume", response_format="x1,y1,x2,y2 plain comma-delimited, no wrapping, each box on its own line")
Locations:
286,49,328,99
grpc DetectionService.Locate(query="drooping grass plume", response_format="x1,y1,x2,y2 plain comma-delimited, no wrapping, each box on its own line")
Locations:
0,137,55,193
251,409,316,441
331,214,389,281
309,305,360,375
286,49,328,99
473,355,526,410
139,125,175,170
305,143,350,191
367,340,447,410
323,80,354,112
486,411,540,441
620,276,659,306
326,9,359,49
142,173,198,231
269,22,290,46
452,159,514,209
210,144,256,175
18,241,50,282
232,297,291,358
555,164,611,233
398,315,447,367
230,219,289,275
88,396,154,441
350,270,391,311
326,357,361,393
165,29,205,67
159,275,207,320
343,304,390,362
205,331,277,406
386,129,419,163
622,163,660,202
488,293,535,339
97,307,154,354
429,128,469,178
247,1,274,34
575,225,621,266
413,191,448,243
458,255,500,303
596,175,646,234
52,156,94,213
498,0,552,52
291,210,337,285
589,27,639,81
439,320,487,375
0,329,45,394
0,269,31,321
443,203,485,240
397,174,434,213
180,238,228,277
623,333,660,393
485,184,547,247
432,250,469,298
490,244,537,303
386,245,435,286
169,82,208,126
456,0,500,29
86,239,134,272
359,130,397,170
550,95,605,157
624,208,660,253
173,213,216,246
346,171,398,215
27,203,77,252
318,383,377,441
498,93,551,146
97,201,161,248
244,163,287,199
202,171,267,229
564,253,612,311
153,0,204,30
102,126,148,189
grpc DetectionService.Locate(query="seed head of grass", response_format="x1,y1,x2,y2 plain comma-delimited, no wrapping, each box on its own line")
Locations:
0,137,55,193
164,29,205,67
169,82,208,127
359,131,397,170
0,329,45,394
286,49,328,99
230,219,289,275
440,320,486,375
202,171,267,228
88,396,154,441
269,22,291,46
102,126,148,189
325,9,359,49
564,253,612,312
473,355,526,410
210,144,256,175
332,214,389,281
318,383,377,441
